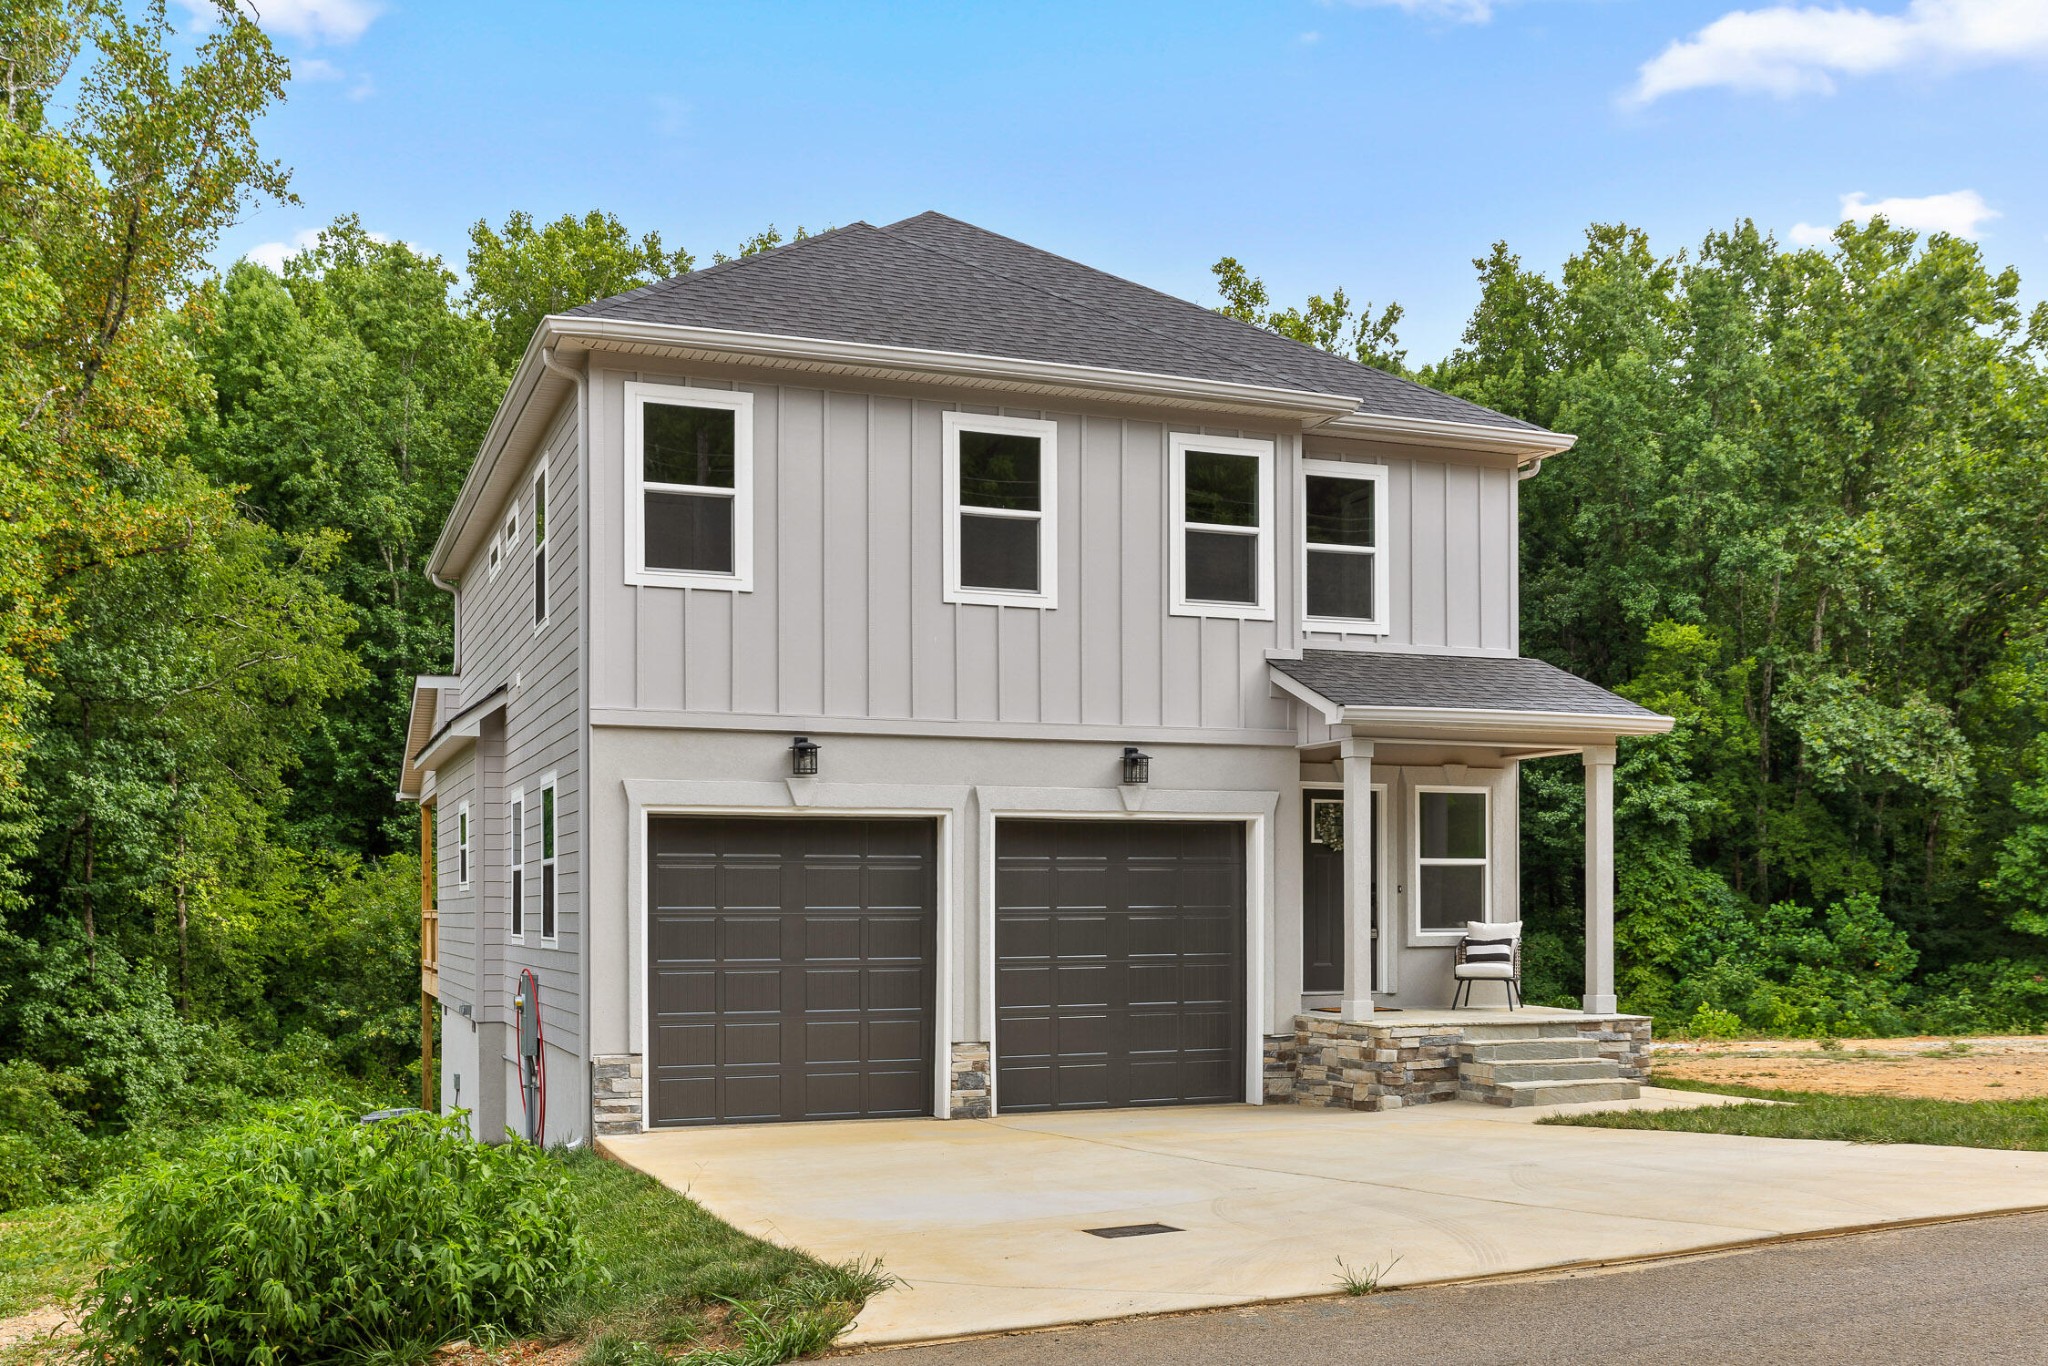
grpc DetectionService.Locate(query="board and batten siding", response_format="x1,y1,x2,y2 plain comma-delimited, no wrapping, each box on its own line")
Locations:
446,408,586,1059
586,365,1520,735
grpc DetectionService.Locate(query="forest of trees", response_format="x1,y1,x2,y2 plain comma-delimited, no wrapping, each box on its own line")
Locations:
2,0,2045,1201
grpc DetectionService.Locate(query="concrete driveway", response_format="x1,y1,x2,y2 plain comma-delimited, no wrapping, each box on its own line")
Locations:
599,1094,2048,1346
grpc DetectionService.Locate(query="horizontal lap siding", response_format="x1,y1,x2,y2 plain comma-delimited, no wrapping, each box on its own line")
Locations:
450,409,585,1055
590,367,1308,730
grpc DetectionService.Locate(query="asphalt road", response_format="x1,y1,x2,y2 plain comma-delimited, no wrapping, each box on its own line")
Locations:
865,1210,2048,1365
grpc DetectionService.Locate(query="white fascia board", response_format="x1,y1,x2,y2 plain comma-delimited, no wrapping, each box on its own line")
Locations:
411,690,509,775
1338,703,1675,739
1314,410,1578,461
1269,668,1345,725
547,315,1366,422
427,332,575,581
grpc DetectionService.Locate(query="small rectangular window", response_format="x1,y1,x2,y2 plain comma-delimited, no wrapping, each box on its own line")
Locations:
532,466,549,626
539,783,557,943
625,382,755,590
1417,789,1488,932
508,794,525,941
1301,460,1387,632
943,412,1059,608
1169,433,1273,619
456,803,471,889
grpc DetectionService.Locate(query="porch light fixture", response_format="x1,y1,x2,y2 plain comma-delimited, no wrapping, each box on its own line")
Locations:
790,736,820,777
1121,746,1151,785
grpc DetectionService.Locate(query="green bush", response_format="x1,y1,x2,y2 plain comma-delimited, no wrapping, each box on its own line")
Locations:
80,1102,583,1363
0,1060,101,1211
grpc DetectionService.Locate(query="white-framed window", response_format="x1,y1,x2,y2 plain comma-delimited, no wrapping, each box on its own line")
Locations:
538,778,558,944
508,790,525,942
503,503,518,574
941,411,1059,608
624,381,755,591
1300,459,1388,633
487,529,502,579
455,801,471,889
1415,786,1489,936
1168,432,1274,620
532,462,549,627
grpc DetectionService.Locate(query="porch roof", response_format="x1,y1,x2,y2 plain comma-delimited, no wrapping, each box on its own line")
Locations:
1270,650,1673,745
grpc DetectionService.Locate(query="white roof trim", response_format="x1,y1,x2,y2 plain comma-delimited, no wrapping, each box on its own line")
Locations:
1312,410,1578,459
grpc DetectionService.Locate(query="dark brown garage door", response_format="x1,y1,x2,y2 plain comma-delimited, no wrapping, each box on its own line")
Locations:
647,817,936,1127
994,820,1246,1112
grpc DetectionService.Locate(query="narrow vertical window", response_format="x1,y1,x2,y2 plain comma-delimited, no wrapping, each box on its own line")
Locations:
508,793,525,941
942,412,1059,608
539,783,557,942
1417,789,1489,933
532,465,549,626
625,382,755,590
1301,460,1387,632
1169,433,1273,619
456,803,471,889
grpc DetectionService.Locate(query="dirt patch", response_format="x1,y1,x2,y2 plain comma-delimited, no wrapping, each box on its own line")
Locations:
1652,1035,2048,1101
0,1304,73,1352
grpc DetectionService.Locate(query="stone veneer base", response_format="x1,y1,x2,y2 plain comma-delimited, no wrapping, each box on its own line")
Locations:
1275,1014,1652,1112
592,1053,644,1136
949,1040,992,1118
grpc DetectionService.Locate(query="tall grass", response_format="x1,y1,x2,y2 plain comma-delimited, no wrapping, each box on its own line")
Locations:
1543,1080,2048,1151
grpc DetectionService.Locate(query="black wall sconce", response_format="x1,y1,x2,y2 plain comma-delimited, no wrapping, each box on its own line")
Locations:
1121,746,1151,785
790,736,820,776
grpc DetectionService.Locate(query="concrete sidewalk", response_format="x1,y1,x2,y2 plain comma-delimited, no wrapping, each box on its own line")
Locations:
599,1094,2048,1346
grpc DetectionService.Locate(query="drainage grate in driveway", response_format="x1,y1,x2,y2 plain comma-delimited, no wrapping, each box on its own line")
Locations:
1083,1223,1183,1239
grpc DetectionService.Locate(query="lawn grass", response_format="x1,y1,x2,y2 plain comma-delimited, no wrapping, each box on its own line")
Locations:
540,1148,892,1363
1541,1077,2048,1151
0,1197,115,1320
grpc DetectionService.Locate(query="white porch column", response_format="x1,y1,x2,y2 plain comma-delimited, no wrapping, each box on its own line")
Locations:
1339,733,1376,1021
1582,744,1618,1014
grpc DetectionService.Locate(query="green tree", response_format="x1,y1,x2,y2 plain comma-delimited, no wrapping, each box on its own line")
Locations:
464,208,693,369
1211,254,1407,373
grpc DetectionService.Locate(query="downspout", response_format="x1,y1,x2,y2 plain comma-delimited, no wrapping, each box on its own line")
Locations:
1517,456,1546,482
538,341,593,1142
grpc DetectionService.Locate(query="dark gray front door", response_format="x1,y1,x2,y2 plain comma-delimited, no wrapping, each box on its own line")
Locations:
994,819,1246,1112
647,817,936,1127
1301,791,1377,995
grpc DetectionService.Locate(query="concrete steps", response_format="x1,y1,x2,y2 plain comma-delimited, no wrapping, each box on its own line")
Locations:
1455,1029,1641,1107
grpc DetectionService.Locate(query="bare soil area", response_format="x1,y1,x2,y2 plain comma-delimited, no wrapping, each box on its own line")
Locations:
1652,1035,2048,1101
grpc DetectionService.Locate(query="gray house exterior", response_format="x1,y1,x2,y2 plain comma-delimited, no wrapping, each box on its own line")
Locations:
401,213,1670,1145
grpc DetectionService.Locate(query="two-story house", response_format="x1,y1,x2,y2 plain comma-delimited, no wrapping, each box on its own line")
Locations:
399,213,1670,1145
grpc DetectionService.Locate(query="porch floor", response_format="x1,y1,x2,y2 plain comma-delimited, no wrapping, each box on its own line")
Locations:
601,1092,2048,1346
1313,1005,1646,1028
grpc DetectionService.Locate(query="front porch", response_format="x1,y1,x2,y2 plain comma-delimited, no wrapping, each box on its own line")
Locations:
1266,1007,1652,1112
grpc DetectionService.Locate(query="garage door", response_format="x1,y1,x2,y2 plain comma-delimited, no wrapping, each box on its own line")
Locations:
647,817,936,1127
994,820,1246,1112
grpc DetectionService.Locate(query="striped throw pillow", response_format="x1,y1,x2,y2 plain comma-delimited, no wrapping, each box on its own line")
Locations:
1463,935,1516,965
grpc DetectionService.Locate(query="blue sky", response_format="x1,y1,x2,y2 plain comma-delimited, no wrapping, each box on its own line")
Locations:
214,0,2048,361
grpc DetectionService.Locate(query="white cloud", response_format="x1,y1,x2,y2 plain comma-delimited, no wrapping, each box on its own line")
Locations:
1631,0,2048,104
178,0,383,45
1790,188,2000,244
1298,30,1324,44
244,228,324,273
1335,0,1499,20
294,56,342,80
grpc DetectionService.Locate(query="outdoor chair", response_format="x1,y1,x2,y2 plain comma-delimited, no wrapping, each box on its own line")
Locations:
1451,920,1522,1010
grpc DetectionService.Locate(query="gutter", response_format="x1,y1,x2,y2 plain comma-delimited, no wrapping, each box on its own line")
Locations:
1312,409,1579,462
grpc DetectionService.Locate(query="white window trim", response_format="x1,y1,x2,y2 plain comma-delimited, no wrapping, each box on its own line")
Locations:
941,411,1060,609
537,773,558,946
508,788,525,945
623,380,755,591
1300,458,1390,636
455,801,471,890
531,458,550,631
487,528,502,580
1413,784,1490,943
1168,432,1275,621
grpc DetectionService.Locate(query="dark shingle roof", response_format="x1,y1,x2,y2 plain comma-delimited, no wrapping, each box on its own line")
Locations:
569,212,1540,432
1272,650,1660,718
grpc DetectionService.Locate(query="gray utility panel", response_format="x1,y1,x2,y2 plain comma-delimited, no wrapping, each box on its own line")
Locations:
646,816,937,1127
994,819,1246,1112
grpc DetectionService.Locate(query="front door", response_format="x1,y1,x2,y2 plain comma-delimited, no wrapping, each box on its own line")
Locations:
1301,791,1377,996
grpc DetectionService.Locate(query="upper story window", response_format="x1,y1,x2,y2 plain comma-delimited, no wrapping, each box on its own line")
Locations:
532,463,549,627
624,381,755,591
455,802,471,889
1301,459,1388,633
942,412,1059,608
1169,433,1273,620
1416,788,1488,934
